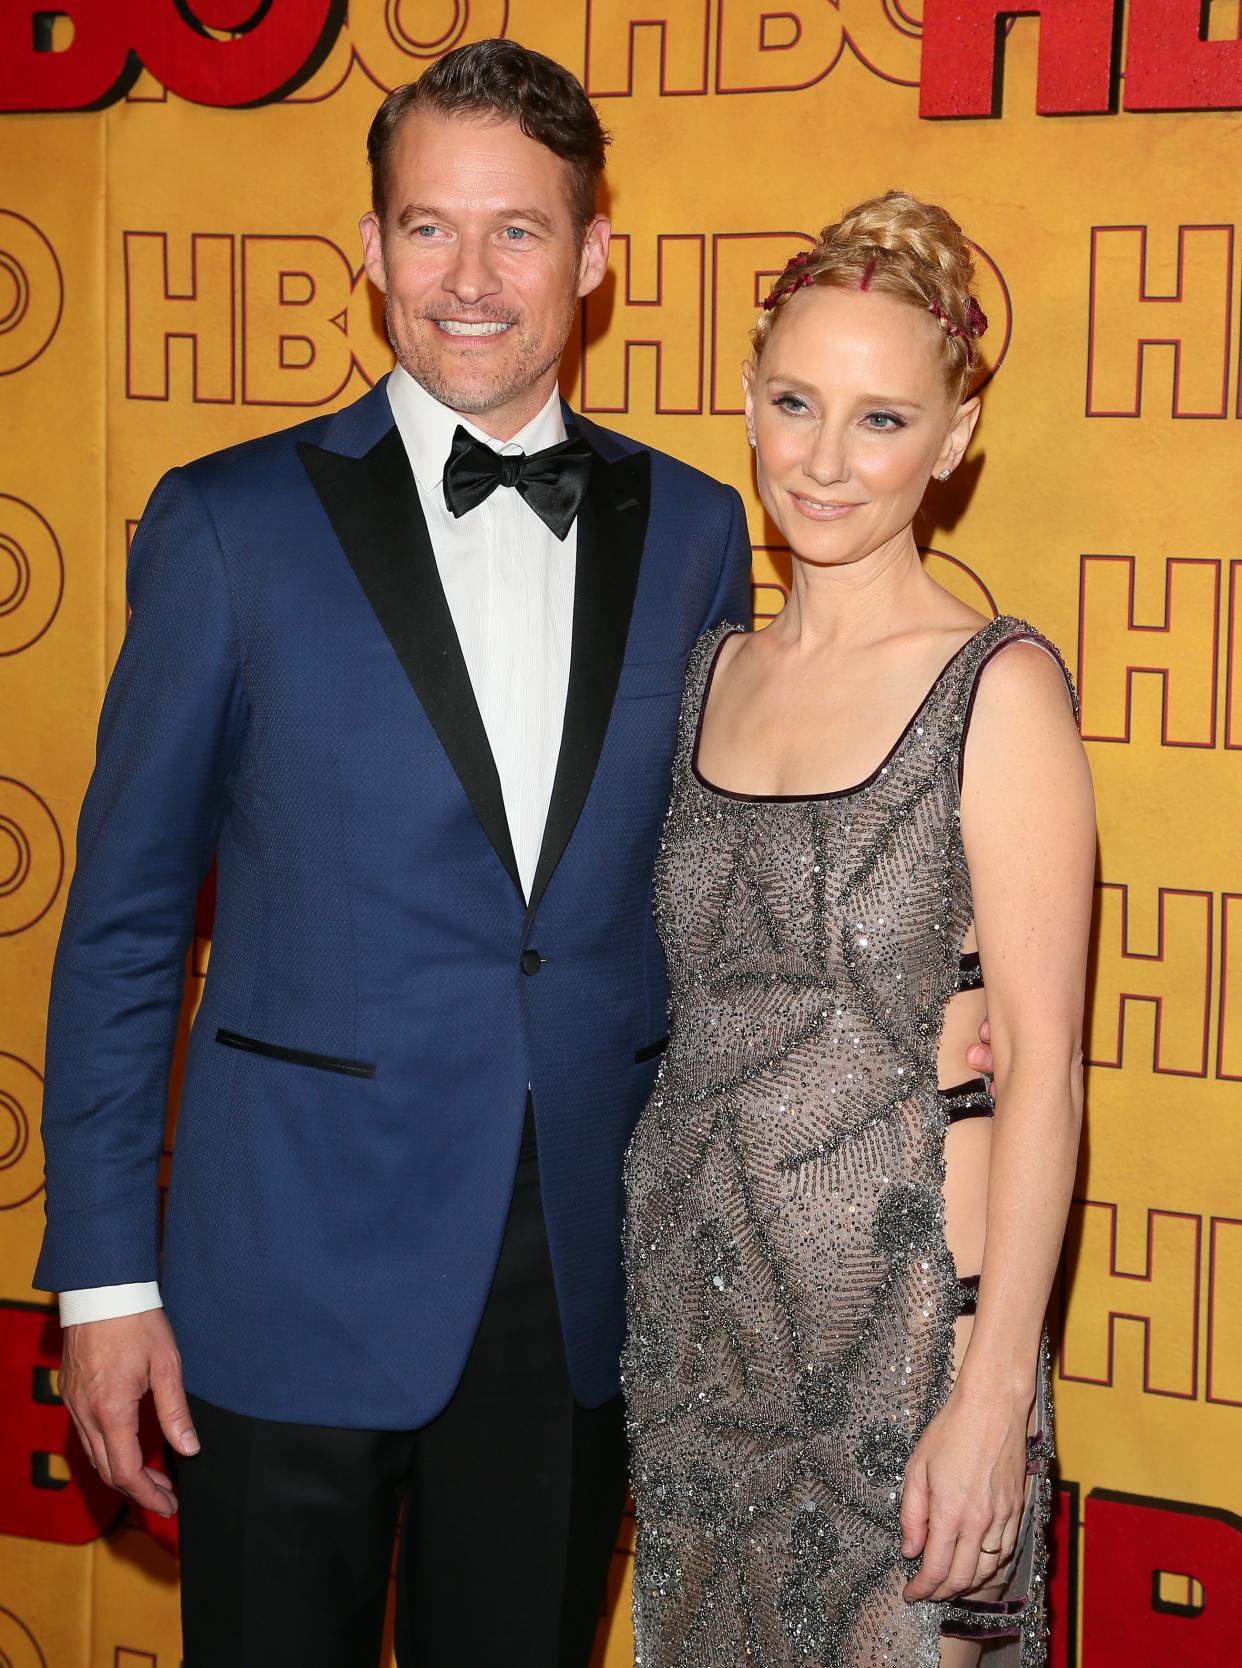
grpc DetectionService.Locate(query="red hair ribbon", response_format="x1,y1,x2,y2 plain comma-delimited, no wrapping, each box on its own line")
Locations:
764,254,989,346
762,249,816,311
928,296,989,341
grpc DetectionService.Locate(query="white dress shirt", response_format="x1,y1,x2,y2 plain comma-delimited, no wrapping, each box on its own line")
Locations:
386,363,576,897
60,365,577,1327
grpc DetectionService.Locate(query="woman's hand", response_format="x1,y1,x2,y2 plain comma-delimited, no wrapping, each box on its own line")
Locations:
899,1374,1032,1603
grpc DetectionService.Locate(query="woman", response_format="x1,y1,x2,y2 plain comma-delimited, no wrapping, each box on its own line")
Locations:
622,192,1094,1666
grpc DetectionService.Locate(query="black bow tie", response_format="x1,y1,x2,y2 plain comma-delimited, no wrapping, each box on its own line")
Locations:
441,425,594,542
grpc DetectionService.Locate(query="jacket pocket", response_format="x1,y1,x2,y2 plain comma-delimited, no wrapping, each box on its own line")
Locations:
634,1035,669,1065
215,1028,377,1079
614,657,687,701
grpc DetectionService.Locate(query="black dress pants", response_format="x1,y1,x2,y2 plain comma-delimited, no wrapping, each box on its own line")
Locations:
177,1107,629,1668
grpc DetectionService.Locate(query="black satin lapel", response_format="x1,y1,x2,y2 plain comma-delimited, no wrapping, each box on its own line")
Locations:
526,448,652,920
296,429,521,894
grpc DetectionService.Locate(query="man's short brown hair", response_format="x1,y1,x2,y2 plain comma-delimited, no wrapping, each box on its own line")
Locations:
367,39,609,236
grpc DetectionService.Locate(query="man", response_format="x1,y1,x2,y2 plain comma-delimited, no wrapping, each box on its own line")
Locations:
35,38,751,1668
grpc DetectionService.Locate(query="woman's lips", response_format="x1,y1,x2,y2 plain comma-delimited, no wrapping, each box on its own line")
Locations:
790,493,862,521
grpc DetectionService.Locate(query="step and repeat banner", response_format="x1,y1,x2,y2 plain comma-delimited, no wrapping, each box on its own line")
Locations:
1,2,1240,1662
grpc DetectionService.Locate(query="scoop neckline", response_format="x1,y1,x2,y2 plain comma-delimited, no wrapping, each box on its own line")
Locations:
690,619,998,804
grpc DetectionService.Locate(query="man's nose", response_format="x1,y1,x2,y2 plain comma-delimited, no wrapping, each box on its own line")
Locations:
442,236,501,307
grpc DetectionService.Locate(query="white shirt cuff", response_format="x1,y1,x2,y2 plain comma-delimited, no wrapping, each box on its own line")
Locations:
59,1282,163,1327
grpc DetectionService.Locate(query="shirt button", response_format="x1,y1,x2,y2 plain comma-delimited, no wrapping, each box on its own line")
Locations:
520,949,543,976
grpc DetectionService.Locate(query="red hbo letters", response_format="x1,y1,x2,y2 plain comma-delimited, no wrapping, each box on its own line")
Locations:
917,1,1242,118
0,0,342,111
4,1,1242,116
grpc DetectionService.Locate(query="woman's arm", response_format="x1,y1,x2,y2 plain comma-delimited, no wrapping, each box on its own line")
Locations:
901,639,1095,1604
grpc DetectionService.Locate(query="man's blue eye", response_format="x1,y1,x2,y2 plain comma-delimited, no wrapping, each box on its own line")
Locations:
503,227,529,240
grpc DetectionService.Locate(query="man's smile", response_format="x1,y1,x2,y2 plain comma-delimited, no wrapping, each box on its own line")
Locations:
432,319,514,337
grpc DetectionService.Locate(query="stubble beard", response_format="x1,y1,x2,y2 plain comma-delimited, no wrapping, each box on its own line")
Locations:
386,292,577,419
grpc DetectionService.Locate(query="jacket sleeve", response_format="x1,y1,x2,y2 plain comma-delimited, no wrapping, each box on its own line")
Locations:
699,486,754,634
33,466,248,1294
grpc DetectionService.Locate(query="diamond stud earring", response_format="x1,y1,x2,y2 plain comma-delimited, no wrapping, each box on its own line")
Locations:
747,432,757,449
937,468,952,481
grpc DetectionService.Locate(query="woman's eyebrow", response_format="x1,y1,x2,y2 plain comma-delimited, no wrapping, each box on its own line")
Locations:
855,393,927,409
763,374,819,395
764,374,926,411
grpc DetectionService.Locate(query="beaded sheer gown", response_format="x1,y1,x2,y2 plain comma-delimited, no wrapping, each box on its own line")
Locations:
623,617,1074,1667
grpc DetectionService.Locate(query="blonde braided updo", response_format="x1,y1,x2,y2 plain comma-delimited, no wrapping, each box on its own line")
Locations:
751,190,987,403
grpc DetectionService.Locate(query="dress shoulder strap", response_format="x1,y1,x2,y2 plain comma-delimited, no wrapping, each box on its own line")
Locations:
675,622,745,774
953,615,1079,787
694,620,744,672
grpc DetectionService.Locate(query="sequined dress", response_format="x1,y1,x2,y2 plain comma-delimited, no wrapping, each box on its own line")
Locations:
623,617,1067,1667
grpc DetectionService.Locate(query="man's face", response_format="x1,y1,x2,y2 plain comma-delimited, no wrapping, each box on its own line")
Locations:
360,110,610,439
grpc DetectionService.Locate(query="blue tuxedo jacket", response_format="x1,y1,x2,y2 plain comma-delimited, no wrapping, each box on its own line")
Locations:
34,377,752,1429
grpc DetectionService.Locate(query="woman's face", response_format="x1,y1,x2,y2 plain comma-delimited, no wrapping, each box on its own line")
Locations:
743,285,979,568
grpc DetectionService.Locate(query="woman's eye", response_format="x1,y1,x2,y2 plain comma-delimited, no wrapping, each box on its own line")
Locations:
774,394,808,414
865,411,905,431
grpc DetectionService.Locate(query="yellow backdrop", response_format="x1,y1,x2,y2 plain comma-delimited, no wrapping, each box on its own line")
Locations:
2,4,1240,1663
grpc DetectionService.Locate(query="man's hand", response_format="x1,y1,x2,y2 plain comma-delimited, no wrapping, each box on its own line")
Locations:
59,1309,198,1516
966,1016,994,1077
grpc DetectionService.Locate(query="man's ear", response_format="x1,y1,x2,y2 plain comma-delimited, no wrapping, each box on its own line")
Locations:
359,211,388,295
577,216,611,300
